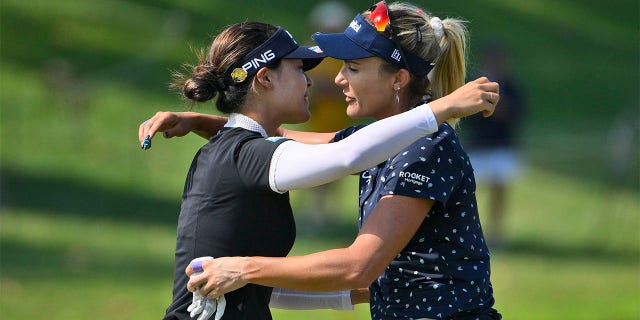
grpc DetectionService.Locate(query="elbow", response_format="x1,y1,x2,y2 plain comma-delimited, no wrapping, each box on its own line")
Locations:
351,274,376,289
340,151,367,174
344,265,379,289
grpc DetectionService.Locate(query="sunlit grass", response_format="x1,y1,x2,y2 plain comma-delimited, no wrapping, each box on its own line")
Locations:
1,0,638,319
2,165,638,319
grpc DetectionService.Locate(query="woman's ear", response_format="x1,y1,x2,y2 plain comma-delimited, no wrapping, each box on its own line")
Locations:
393,68,411,89
254,67,273,89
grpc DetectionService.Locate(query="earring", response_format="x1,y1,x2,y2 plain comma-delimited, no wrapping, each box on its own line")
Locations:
394,87,400,104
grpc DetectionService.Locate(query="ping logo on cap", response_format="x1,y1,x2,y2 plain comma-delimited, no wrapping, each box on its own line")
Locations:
241,49,277,72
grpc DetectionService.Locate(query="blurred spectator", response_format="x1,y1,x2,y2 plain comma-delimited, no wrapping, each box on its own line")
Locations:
463,41,527,248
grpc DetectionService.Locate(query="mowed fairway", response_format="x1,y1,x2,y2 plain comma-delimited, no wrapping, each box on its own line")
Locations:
1,0,638,319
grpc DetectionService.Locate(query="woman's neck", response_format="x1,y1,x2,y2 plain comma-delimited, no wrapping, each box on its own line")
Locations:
374,96,426,121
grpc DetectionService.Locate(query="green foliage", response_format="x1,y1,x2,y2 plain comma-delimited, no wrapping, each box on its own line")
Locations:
1,0,638,319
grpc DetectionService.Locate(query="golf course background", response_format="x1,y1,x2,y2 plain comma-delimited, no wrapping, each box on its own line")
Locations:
1,0,638,319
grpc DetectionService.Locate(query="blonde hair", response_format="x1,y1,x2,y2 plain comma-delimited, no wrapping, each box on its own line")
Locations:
363,2,469,126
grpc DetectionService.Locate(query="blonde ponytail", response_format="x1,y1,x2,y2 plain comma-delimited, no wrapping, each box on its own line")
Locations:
429,18,468,100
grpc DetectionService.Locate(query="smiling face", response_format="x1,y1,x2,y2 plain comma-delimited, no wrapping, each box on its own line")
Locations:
334,57,399,120
268,58,314,125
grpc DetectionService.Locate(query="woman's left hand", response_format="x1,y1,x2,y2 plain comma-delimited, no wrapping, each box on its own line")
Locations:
186,257,249,298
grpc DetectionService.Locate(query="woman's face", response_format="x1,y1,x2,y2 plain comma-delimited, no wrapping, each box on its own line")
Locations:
270,59,313,124
335,57,397,120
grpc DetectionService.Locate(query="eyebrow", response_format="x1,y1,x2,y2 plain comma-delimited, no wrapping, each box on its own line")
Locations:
345,60,361,65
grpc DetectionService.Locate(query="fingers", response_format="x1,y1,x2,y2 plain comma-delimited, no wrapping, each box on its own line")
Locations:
198,298,217,320
470,77,499,118
138,119,149,144
189,294,206,316
187,257,215,295
186,256,214,276
138,112,178,147
214,295,226,320
481,92,499,117
139,117,159,147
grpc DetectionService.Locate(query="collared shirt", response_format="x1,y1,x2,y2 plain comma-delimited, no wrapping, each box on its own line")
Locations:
335,123,496,320
225,113,269,138
165,117,294,320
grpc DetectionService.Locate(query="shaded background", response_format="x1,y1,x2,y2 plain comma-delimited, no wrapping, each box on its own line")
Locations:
1,0,638,319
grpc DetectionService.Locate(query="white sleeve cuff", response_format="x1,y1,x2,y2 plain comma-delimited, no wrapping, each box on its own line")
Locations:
422,103,439,133
269,288,354,310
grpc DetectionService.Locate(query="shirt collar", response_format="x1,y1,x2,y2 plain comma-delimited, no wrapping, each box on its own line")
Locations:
224,113,269,138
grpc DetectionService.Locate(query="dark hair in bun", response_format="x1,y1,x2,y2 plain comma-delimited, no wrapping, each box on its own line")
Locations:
171,22,279,113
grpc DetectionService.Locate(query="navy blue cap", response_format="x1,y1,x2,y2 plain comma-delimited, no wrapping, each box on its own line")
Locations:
226,27,326,84
312,14,434,76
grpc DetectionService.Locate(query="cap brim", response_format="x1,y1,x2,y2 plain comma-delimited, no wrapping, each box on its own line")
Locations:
284,45,326,71
312,32,375,60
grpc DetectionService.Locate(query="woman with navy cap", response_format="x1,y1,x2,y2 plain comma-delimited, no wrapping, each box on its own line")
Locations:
173,2,501,319
141,17,498,320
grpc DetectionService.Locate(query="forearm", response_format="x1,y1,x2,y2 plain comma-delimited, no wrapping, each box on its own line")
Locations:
278,128,336,144
271,105,438,191
240,199,425,293
241,247,374,292
187,112,227,139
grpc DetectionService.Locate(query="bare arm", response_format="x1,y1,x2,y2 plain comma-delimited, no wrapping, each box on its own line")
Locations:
138,112,227,145
277,128,337,144
187,195,433,296
139,111,336,145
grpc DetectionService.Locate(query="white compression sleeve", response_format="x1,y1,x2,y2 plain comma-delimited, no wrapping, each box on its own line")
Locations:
269,288,354,310
269,103,438,192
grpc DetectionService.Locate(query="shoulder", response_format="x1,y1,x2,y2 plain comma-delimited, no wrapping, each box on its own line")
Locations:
211,128,291,158
391,123,468,168
401,123,459,155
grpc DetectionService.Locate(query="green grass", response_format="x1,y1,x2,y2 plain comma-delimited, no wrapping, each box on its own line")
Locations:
2,168,638,319
1,0,639,319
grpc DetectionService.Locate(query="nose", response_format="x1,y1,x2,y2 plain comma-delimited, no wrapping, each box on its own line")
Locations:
305,73,313,88
334,67,347,88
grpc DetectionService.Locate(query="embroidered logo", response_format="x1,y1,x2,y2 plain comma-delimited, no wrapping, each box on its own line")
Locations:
350,19,362,32
391,49,402,62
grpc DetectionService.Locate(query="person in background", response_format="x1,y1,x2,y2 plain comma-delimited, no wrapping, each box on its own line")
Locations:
463,40,527,248
182,2,502,319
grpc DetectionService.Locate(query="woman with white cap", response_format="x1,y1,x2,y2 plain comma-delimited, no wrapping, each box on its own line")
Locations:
140,15,499,320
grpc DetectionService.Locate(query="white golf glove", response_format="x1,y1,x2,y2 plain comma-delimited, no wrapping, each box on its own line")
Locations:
188,291,226,320
188,257,226,320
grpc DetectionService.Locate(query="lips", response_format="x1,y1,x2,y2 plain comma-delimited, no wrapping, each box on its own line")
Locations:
344,96,353,103
343,91,355,103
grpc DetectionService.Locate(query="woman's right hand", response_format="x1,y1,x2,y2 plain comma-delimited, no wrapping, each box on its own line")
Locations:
138,111,197,146
429,77,500,122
